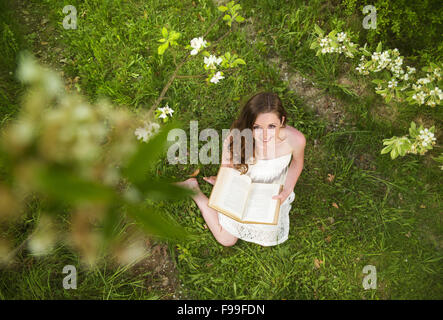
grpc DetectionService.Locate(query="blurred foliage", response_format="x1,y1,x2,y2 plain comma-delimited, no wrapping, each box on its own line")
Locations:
0,52,194,268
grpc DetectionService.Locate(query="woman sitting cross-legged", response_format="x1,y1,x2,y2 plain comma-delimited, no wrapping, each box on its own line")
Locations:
176,91,306,247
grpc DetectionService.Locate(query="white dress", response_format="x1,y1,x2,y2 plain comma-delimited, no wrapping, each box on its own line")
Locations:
217,152,295,246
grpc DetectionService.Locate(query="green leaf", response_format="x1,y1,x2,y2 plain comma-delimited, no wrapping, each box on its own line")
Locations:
136,177,196,201
125,203,189,241
328,30,337,38
314,24,324,36
391,147,398,159
233,58,246,65
235,15,245,23
376,42,382,52
102,203,124,243
409,121,417,137
158,42,169,55
162,27,168,38
203,287,215,295
122,120,180,184
218,5,228,12
35,166,115,204
395,144,403,157
223,14,231,21
382,136,397,145
169,31,181,41
381,145,392,154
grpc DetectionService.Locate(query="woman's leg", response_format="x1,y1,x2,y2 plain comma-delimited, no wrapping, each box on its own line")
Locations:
176,178,238,247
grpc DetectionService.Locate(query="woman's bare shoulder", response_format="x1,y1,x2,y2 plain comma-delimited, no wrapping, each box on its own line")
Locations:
283,125,306,154
283,125,305,144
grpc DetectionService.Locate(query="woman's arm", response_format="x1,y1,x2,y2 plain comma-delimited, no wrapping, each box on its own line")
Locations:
272,131,306,202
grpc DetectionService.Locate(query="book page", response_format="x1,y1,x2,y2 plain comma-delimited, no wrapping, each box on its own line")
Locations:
209,167,251,219
242,183,281,224
220,174,251,218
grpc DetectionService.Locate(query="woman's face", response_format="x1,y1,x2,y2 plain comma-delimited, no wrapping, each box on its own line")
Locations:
252,112,284,145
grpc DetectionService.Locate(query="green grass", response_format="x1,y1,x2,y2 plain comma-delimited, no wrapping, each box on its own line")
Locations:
0,245,162,299
0,0,442,300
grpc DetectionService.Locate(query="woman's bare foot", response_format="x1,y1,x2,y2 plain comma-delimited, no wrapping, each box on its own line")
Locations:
175,178,203,200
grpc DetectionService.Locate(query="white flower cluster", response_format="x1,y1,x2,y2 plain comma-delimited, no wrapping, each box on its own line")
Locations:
156,104,174,119
210,71,225,84
355,55,369,75
411,91,427,105
189,37,208,55
318,32,357,57
189,37,226,84
134,121,160,143
204,54,222,70
407,128,437,155
356,48,412,82
418,128,437,147
411,66,442,107
355,45,441,106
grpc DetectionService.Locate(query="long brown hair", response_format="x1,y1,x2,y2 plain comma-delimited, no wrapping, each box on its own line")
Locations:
227,91,288,174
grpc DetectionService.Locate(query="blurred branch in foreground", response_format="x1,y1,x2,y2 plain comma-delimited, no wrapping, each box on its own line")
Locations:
0,52,195,269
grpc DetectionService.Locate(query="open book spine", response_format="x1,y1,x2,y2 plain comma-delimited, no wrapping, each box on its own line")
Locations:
208,203,248,224
209,184,283,225
208,165,251,223
208,166,283,225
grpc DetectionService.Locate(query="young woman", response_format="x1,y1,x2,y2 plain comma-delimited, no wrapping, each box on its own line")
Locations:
177,92,306,246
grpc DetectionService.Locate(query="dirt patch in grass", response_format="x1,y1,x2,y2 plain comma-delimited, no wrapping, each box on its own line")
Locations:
268,55,350,132
130,238,183,299
15,0,79,92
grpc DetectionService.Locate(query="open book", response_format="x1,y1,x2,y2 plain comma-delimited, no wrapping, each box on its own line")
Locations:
208,166,283,225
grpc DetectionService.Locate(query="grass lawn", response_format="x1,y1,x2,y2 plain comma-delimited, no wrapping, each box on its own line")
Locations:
0,0,441,299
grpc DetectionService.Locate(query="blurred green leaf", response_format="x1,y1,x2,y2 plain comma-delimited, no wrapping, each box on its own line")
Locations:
102,203,125,243
125,202,189,241
35,165,115,204
158,42,168,55
122,120,180,184
136,177,196,201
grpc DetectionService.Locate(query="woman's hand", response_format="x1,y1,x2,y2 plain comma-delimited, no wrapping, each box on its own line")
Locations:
203,176,217,185
272,188,291,203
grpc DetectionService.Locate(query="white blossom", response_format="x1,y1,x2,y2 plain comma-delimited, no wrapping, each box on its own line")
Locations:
134,122,160,142
337,32,347,42
204,55,222,69
189,37,208,55
210,71,224,84
417,78,431,85
162,104,174,116
388,79,398,88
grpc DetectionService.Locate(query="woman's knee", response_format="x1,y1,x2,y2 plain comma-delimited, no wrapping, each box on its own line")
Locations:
218,236,238,247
